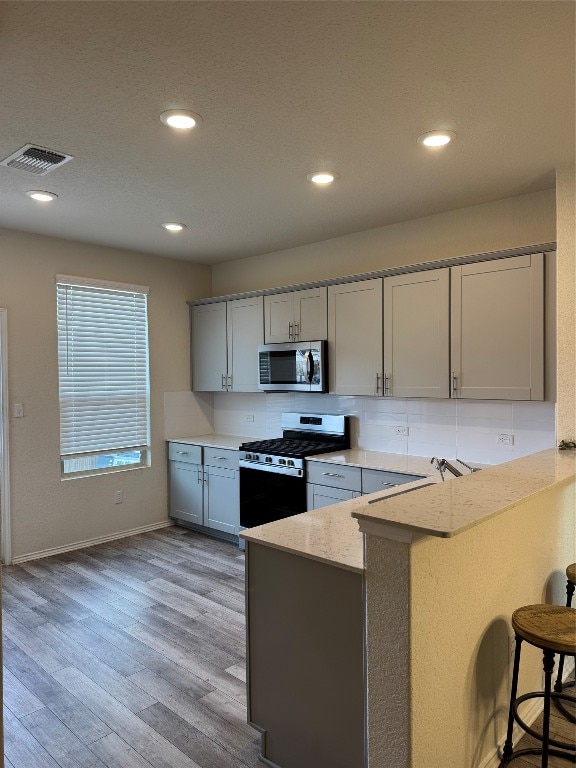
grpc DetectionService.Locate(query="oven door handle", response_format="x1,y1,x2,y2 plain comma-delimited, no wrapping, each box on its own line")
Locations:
239,460,303,478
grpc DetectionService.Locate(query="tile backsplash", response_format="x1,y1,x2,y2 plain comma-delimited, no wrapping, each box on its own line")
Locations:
212,392,556,464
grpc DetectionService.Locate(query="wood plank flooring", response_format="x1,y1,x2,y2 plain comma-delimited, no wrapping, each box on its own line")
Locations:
2,526,575,767
2,527,262,768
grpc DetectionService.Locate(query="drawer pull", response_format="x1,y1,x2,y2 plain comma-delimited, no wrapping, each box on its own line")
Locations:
176,451,189,455
211,456,228,461
380,482,394,487
322,472,344,478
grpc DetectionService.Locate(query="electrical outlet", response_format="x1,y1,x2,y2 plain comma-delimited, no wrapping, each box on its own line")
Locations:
114,490,123,504
244,414,255,422
394,426,409,436
13,403,24,418
497,433,514,445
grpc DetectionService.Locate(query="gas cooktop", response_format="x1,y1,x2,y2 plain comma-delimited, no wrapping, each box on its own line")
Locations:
239,413,350,475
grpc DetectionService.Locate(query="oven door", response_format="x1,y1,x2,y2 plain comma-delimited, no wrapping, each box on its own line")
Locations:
240,465,307,528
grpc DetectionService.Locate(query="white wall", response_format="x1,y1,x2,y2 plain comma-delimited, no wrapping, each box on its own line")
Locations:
555,163,576,440
0,228,211,560
211,188,556,295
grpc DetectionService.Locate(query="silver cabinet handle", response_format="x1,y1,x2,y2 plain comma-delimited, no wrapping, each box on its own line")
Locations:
197,468,203,484
288,321,293,340
380,482,394,487
211,456,228,461
322,472,344,478
227,374,232,389
176,450,189,455
376,372,382,395
293,321,299,341
203,471,208,483
384,373,391,396
452,372,458,397
221,373,227,390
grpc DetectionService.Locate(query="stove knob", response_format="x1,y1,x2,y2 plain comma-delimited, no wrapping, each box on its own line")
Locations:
265,457,272,463
245,453,252,460
279,459,286,465
287,459,294,466
253,454,260,461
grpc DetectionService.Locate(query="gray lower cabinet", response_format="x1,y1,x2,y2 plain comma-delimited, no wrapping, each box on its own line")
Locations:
306,460,426,510
168,442,239,535
203,460,240,535
246,542,365,768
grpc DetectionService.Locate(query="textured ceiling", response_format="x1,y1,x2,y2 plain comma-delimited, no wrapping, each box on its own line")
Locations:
0,1,574,264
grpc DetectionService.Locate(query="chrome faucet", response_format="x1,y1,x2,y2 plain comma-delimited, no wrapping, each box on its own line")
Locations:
430,457,480,481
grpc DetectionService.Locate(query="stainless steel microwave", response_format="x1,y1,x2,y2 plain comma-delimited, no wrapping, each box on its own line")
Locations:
258,341,327,392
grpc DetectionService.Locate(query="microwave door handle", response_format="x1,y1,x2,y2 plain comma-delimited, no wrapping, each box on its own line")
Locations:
306,350,314,384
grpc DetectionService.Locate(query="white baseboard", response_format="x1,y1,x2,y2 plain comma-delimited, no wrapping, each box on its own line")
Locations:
8,521,173,565
479,657,575,768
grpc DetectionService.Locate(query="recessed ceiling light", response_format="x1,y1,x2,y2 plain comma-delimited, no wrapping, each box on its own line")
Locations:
162,222,187,232
26,190,58,202
160,110,203,130
307,171,338,185
417,131,456,148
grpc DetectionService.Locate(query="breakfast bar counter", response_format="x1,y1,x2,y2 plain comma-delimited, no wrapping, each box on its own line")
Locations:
240,448,576,768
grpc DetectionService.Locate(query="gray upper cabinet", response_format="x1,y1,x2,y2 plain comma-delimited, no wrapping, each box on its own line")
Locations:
383,268,450,398
192,296,263,392
264,287,327,343
450,254,544,400
328,279,383,396
191,302,228,392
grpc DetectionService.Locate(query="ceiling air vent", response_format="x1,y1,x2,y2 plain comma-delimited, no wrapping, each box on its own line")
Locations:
0,144,73,175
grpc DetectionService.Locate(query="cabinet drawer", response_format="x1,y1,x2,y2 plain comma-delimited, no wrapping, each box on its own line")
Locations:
306,461,362,492
168,442,202,465
307,483,361,511
203,447,239,469
361,468,426,494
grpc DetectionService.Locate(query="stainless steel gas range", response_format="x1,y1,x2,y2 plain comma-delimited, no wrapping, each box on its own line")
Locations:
239,413,349,530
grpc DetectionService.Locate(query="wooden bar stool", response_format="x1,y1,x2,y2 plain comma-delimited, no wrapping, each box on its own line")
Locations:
554,563,576,723
501,604,576,766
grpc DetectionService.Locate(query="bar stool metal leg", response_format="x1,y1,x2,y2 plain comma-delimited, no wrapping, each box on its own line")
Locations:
554,578,575,715
503,635,523,762
542,648,555,768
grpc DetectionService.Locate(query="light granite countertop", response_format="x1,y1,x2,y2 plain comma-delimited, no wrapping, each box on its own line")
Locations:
241,448,576,571
307,449,440,476
353,447,576,538
167,433,255,450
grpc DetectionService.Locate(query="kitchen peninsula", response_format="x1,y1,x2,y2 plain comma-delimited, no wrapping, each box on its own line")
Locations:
241,447,576,768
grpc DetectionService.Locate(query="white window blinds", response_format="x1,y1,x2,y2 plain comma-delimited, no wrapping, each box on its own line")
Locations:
56,276,150,468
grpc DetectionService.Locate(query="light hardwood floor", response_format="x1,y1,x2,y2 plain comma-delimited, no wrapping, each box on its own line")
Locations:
2,526,262,768
2,526,574,767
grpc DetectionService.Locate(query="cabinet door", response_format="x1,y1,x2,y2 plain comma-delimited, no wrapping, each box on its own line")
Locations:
192,302,228,392
169,461,203,524
328,279,383,396
264,293,295,343
383,269,450,398
451,254,544,400
227,296,264,392
204,465,240,534
294,287,328,341
307,483,361,511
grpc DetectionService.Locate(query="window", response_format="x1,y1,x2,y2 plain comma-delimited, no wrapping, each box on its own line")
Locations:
56,275,150,478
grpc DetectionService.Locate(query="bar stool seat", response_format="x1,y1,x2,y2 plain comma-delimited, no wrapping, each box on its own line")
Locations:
501,604,576,766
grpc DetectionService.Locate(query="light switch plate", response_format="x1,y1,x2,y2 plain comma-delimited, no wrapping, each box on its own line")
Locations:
13,403,24,418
